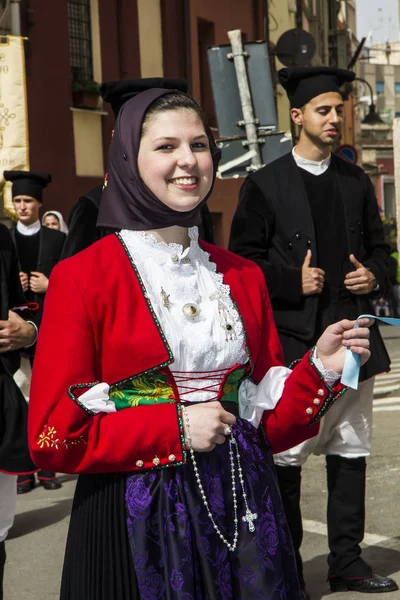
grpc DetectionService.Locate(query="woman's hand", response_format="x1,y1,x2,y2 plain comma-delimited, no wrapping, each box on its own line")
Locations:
316,318,372,374
183,401,237,452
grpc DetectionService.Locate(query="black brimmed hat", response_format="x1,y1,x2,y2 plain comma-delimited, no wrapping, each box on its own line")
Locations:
278,66,355,108
3,171,51,202
100,78,188,118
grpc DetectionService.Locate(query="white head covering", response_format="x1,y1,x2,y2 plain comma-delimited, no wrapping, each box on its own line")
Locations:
42,210,69,234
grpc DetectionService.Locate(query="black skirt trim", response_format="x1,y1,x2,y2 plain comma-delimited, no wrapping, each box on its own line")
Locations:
60,472,139,600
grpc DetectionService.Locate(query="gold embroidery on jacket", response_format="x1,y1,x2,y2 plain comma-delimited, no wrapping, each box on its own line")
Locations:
37,425,88,450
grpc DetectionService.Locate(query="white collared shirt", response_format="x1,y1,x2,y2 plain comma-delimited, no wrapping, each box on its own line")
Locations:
292,147,331,176
16,220,41,236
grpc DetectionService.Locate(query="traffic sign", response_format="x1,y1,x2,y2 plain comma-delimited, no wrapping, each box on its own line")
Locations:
336,144,358,164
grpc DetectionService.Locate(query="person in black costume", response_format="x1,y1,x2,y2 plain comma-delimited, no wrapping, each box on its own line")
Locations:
229,66,397,596
61,78,215,260
4,170,65,493
0,222,38,600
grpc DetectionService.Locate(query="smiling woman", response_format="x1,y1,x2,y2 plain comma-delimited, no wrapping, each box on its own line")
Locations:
28,86,372,600
137,108,213,213
96,90,220,233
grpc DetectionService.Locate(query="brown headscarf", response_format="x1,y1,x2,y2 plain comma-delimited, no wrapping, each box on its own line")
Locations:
97,88,221,231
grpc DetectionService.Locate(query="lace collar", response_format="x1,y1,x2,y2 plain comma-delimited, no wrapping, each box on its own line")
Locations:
120,226,203,266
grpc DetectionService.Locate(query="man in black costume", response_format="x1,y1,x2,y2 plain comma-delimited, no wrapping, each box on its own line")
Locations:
61,78,215,260
4,170,65,492
0,220,38,599
229,67,396,595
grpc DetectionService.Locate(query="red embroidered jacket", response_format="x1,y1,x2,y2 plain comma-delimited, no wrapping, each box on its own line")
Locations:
28,234,345,474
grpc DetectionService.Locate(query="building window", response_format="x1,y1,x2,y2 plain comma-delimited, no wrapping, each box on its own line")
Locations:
68,0,93,82
395,112,400,118
0,0,11,34
384,181,395,218
395,82,400,95
376,81,384,95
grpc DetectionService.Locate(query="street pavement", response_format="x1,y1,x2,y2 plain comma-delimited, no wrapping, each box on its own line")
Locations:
4,324,400,599
302,324,400,599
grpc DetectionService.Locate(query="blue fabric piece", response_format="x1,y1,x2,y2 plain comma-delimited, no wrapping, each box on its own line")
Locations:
341,314,400,389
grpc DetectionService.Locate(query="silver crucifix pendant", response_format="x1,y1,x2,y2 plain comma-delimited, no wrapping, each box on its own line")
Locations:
242,508,258,533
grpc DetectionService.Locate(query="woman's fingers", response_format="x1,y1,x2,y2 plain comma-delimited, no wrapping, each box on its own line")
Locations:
214,434,227,446
343,338,370,348
352,347,371,366
343,326,370,340
207,401,237,425
220,410,236,426
357,317,375,327
330,318,373,336
184,401,237,452
350,346,371,356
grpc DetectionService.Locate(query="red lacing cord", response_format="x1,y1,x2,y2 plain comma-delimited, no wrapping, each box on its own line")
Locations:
172,368,230,402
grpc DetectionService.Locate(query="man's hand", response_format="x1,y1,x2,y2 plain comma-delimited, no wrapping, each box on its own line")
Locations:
316,317,372,374
19,271,29,293
301,250,325,296
30,271,49,294
344,254,376,295
0,310,36,352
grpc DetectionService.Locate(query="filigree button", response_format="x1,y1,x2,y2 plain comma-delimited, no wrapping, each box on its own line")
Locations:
136,460,144,468
317,389,324,397
171,254,179,263
313,398,320,406
153,457,160,466
169,454,176,462
182,303,201,319
306,408,313,416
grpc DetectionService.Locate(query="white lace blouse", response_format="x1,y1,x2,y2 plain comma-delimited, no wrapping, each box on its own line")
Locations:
79,227,337,427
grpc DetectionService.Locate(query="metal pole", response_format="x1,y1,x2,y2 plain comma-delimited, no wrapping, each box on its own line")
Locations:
393,118,400,254
296,0,303,30
355,77,374,106
10,0,21,36
263,0,270,48
227,29,263,170
182,0,192,95
322,0,329,64
347,37,367,71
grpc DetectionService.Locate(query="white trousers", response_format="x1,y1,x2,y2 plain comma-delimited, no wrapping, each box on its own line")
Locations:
274,378,375,467
393,284,400,317
13,356,32,401
0,473,17,543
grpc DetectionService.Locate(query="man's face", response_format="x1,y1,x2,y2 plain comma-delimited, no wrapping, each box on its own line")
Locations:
12,196,41,225
291,91,344,148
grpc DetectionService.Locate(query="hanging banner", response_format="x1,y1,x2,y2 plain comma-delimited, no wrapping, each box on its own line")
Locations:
0,35,29,218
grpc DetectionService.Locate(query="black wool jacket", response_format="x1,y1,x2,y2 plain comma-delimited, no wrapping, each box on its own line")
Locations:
11,224,65,326
229,152,390,378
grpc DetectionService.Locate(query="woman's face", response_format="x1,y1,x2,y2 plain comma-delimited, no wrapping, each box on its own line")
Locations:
137,109,214,213
43,214,60,230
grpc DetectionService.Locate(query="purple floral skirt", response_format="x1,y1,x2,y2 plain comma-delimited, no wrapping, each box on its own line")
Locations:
125,418,301,600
